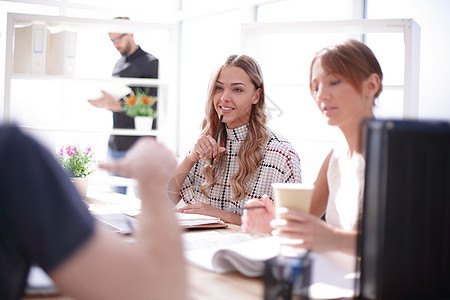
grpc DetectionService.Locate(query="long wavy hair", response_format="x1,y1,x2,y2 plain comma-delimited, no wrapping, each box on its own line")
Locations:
200,55,270,201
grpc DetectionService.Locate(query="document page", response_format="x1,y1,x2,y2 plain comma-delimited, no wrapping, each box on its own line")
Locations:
183,231,356,298
176,213,225,227
183,232,279,277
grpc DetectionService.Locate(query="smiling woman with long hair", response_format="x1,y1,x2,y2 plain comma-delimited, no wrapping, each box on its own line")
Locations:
168,54,302,225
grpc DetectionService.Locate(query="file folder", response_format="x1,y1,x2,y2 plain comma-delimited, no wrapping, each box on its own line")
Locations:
47,30,77,75
14,24,49,74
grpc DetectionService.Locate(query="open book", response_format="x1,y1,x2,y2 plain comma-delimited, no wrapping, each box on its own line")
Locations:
183,231,356,299
183,231,279,277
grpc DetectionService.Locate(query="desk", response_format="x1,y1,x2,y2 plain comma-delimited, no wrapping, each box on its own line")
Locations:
187,265,262,299
24,234,263,300
185,226,264,300
24,192,354,300
25,233,264,300
23,192,264,300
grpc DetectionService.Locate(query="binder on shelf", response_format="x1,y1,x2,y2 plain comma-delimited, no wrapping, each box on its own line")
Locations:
14,24,49,74
47,30,77,75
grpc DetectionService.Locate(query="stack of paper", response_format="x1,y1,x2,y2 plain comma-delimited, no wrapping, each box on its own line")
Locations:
176,213,227,229
93,212,227,234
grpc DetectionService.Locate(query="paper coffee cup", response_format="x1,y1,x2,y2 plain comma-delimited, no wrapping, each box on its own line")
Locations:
272,183,314,216
272,183,314,257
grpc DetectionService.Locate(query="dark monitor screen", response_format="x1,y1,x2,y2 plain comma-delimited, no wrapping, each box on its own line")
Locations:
357,119,450,299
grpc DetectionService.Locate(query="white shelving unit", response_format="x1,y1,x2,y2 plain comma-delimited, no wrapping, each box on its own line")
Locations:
2,12,180,154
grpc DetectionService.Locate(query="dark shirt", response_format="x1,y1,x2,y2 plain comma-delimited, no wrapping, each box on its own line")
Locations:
0,126,95,300
109,46,159,151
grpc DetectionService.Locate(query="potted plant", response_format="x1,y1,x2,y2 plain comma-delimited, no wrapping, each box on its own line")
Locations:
56,145,95,198
122,89,158,131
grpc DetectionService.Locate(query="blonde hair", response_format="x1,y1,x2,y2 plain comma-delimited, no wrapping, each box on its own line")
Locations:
200,55,270,200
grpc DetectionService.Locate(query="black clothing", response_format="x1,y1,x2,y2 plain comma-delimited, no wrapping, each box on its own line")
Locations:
0,126,95,300
109,46,159,151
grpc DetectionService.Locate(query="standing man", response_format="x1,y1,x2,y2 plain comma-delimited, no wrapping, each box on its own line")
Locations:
88,17,158,194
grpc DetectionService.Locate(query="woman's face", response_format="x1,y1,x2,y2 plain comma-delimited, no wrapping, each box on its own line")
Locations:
310,59,373,130
213,66,261,129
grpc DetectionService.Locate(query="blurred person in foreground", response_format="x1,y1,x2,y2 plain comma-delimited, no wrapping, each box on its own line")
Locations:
0,126,185,299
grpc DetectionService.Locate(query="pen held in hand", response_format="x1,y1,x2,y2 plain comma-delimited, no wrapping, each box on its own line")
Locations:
243,206,266,210
210,114,223,166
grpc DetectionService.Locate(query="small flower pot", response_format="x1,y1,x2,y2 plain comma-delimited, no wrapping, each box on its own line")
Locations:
134,116,153,131
71,177,88,199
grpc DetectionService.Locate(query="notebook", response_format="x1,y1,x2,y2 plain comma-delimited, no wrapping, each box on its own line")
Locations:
94,212,227,234
176,212,228,230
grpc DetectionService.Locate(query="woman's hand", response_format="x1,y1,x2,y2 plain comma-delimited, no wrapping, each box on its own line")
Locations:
271,208,357,254
178,201,221,215
187,135,226,162
241,195,275,234
178,202,241,224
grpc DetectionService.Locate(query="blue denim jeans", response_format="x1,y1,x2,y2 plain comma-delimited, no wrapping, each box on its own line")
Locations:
107,147,128,195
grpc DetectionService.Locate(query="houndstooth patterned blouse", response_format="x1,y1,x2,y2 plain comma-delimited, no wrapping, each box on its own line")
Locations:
180,124,302,215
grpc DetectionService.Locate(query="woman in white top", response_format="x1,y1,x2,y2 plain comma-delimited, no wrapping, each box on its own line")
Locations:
243,39,383,256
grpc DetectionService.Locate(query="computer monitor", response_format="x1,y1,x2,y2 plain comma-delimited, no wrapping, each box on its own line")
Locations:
357,119,450,299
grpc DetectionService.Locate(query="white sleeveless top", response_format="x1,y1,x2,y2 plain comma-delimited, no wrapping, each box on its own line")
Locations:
326,146,365,231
